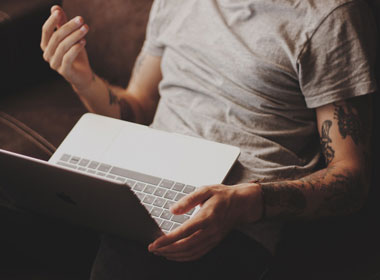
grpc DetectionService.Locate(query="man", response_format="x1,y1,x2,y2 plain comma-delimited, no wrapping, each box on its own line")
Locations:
41,0,377,279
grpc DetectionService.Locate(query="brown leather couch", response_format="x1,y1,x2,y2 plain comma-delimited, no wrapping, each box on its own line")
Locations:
0,0,379,279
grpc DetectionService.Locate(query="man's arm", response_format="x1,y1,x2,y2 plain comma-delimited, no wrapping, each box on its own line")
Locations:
41,6,162,125
77,52,162,125
261,95,372,220
148,95,372,262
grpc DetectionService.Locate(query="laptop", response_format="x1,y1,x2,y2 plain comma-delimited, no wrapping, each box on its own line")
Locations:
0,113,240,245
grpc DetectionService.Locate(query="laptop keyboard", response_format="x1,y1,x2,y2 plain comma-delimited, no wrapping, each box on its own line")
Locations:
56,154,196,234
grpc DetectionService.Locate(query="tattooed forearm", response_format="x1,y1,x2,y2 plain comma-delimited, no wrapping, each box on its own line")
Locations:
260,166,367,220
107,87,136,122
320,120,335,165
261,182,307,219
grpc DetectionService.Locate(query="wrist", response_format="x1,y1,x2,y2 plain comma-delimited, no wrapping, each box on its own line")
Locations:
72,71,97,96
234,183,264,225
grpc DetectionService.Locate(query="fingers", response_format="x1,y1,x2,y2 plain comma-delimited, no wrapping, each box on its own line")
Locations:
150,214,208,250
49,24,89,70
59,39,86,74
50,5,67,27
41,10,61,51
43,15,85,63
171,186,213,215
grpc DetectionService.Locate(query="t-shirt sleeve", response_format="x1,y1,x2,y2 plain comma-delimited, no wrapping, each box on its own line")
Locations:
298,1,378,109
142,0,166,57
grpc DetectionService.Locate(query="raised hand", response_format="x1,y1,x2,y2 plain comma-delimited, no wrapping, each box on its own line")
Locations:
41,5,93,91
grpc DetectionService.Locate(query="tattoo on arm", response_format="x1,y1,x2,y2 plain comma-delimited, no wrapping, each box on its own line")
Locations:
261,182,307,219
261,166,366,220
320,120,335,165
107,87,136,122
333,102,362,145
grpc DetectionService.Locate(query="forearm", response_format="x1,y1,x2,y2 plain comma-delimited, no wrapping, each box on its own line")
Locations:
73,73,144,123
260,164,369,220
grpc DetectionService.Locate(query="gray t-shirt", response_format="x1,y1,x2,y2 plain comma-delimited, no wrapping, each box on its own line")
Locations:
142,0,377,253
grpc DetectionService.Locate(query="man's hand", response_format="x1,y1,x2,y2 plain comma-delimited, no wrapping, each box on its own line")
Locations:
148,183,263,262
41,5,93,91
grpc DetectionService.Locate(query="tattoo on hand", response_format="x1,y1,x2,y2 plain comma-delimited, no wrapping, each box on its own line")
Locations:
320,120,335,165
334,103,362,145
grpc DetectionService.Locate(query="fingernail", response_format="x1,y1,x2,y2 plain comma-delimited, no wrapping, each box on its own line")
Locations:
75,16,83,25
80,25,88,32
53,10,59,17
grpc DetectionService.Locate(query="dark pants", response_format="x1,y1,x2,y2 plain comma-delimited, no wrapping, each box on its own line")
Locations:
91,231,272,280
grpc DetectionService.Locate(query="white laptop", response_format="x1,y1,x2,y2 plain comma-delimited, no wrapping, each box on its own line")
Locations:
0,113,240,244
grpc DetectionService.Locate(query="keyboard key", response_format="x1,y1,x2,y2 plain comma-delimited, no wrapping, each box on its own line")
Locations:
173,183,185,192
97,172,106,177
135,192,145,201
187,208,195,215
154,187,166,197
172,215,190,224
151,207,163,217
87,169,96,174
116,177,126,183
153,198,165,207
171,223,181,231
106,174,116,180
164,190,177,200
161,221,173,231
160,179,175,189
174,193,186,201
78,159,90,167
134,182,145,191
143,204,153,212
164,201,175,209
143,185,156,194
98,164,112,173
183,185,196,194
69,156,81,165
143,195,155,204
154,217,163,226
78,167,87,172
60,154,71,162
57,161,77,169
110,167,161,185
88,161,100,169
126,179,136,188
160,210,173,220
